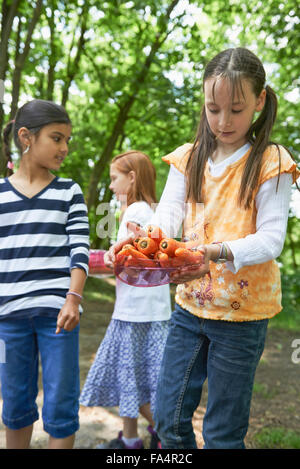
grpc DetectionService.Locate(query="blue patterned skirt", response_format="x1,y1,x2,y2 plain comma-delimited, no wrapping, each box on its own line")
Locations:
79,319,169,418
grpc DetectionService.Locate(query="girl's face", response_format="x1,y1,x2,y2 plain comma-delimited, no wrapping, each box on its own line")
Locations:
23,123,72,171
204,76,266,153
109,163,134,202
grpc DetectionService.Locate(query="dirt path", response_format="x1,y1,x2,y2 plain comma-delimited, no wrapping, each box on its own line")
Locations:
1,278,299,449
193,327,300,449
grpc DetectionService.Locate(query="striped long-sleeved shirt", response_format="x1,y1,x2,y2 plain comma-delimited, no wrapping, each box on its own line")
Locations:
0,176,89,320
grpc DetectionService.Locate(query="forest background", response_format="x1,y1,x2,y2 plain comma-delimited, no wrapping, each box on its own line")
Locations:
0,0,300,449
0,0,299,321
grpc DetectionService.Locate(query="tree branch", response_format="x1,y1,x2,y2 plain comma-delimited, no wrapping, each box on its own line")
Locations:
85,0,181,210
61,1,90,107
9,0,44,119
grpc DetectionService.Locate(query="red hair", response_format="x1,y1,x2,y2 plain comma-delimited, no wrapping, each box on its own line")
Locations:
111,150,157,206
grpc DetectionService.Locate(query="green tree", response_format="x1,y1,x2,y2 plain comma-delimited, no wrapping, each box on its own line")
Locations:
0,0,299,252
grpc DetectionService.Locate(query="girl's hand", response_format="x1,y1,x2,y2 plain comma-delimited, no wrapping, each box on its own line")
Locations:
103,222,147,268
104,235,134,267
56,296,80,334
126,221,146,238
170,245,210,284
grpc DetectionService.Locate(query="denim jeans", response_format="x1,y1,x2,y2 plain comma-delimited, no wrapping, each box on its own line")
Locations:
154,303,268,449
0,316,80,438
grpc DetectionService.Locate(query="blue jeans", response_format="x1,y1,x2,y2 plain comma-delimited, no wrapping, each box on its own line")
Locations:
154,303,268,449
0,316,80,438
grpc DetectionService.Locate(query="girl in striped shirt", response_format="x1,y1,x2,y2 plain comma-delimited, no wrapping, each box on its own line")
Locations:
0,100,89,449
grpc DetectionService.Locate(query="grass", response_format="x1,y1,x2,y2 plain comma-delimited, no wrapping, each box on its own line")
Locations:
83,275,115,302
252,382,278,400
253,427,300,449
269,273,300,332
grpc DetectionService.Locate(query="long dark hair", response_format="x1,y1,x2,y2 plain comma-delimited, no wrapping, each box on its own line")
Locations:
3,99,71,176
111,150,157,207
186,47,281,209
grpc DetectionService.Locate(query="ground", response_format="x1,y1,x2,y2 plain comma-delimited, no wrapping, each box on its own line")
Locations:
1,277,299,449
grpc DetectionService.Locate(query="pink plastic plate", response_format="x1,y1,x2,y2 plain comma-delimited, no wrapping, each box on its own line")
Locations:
114,262,178,287
89,250,113,277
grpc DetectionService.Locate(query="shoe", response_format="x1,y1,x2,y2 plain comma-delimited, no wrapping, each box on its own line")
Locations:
147,425,162,449
96,431,144,449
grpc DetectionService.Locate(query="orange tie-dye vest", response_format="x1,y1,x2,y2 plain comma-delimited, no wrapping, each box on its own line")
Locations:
162,143,300,322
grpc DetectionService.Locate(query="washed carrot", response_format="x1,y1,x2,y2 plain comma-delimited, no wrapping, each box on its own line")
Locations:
171,256,187,267
174,248,204,264
115,249,128,264
137,237,158,256
125,255,156,267
133,237,140,249
123,244,136,250
154,251,170,268
116,244,133,264
115,245,146,264
122,245,149,259
159,238,194,257
147,225,165,245
115,245,134,263
159,253,170,268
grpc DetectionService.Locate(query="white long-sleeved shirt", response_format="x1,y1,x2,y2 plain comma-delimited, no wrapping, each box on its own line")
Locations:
113,201,171,322
150,143,293,273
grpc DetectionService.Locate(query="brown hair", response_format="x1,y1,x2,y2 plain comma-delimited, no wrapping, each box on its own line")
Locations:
186,47,285,209
2,99,71,176
3,120,15,176
111,150,157,207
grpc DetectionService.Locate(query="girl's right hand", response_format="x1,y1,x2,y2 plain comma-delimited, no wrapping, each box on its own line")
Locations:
104,222,147,268
126,221,146,238
104,236,134,267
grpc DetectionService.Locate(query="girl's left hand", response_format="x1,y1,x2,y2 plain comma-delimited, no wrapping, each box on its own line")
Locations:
56,296,80,334
170,245,210,284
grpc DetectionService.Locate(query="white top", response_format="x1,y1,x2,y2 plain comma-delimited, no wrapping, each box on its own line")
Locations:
150,143,293,274
112,201,171,322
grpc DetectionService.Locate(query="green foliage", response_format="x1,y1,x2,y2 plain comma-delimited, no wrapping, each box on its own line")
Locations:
0,0,299,253
273,215,300,331
83,276,115,304
278,216,300,273
270,272,300,331
253,427,300,449
253,382,278,399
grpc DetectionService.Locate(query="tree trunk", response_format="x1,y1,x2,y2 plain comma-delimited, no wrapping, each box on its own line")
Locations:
86,96,136,211
0,0,21,78
0,0,22,175
9,0,44,120
61,2,89,108
46,0,57,101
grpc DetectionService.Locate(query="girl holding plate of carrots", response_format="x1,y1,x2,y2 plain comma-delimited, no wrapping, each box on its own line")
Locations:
105,48,300,449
